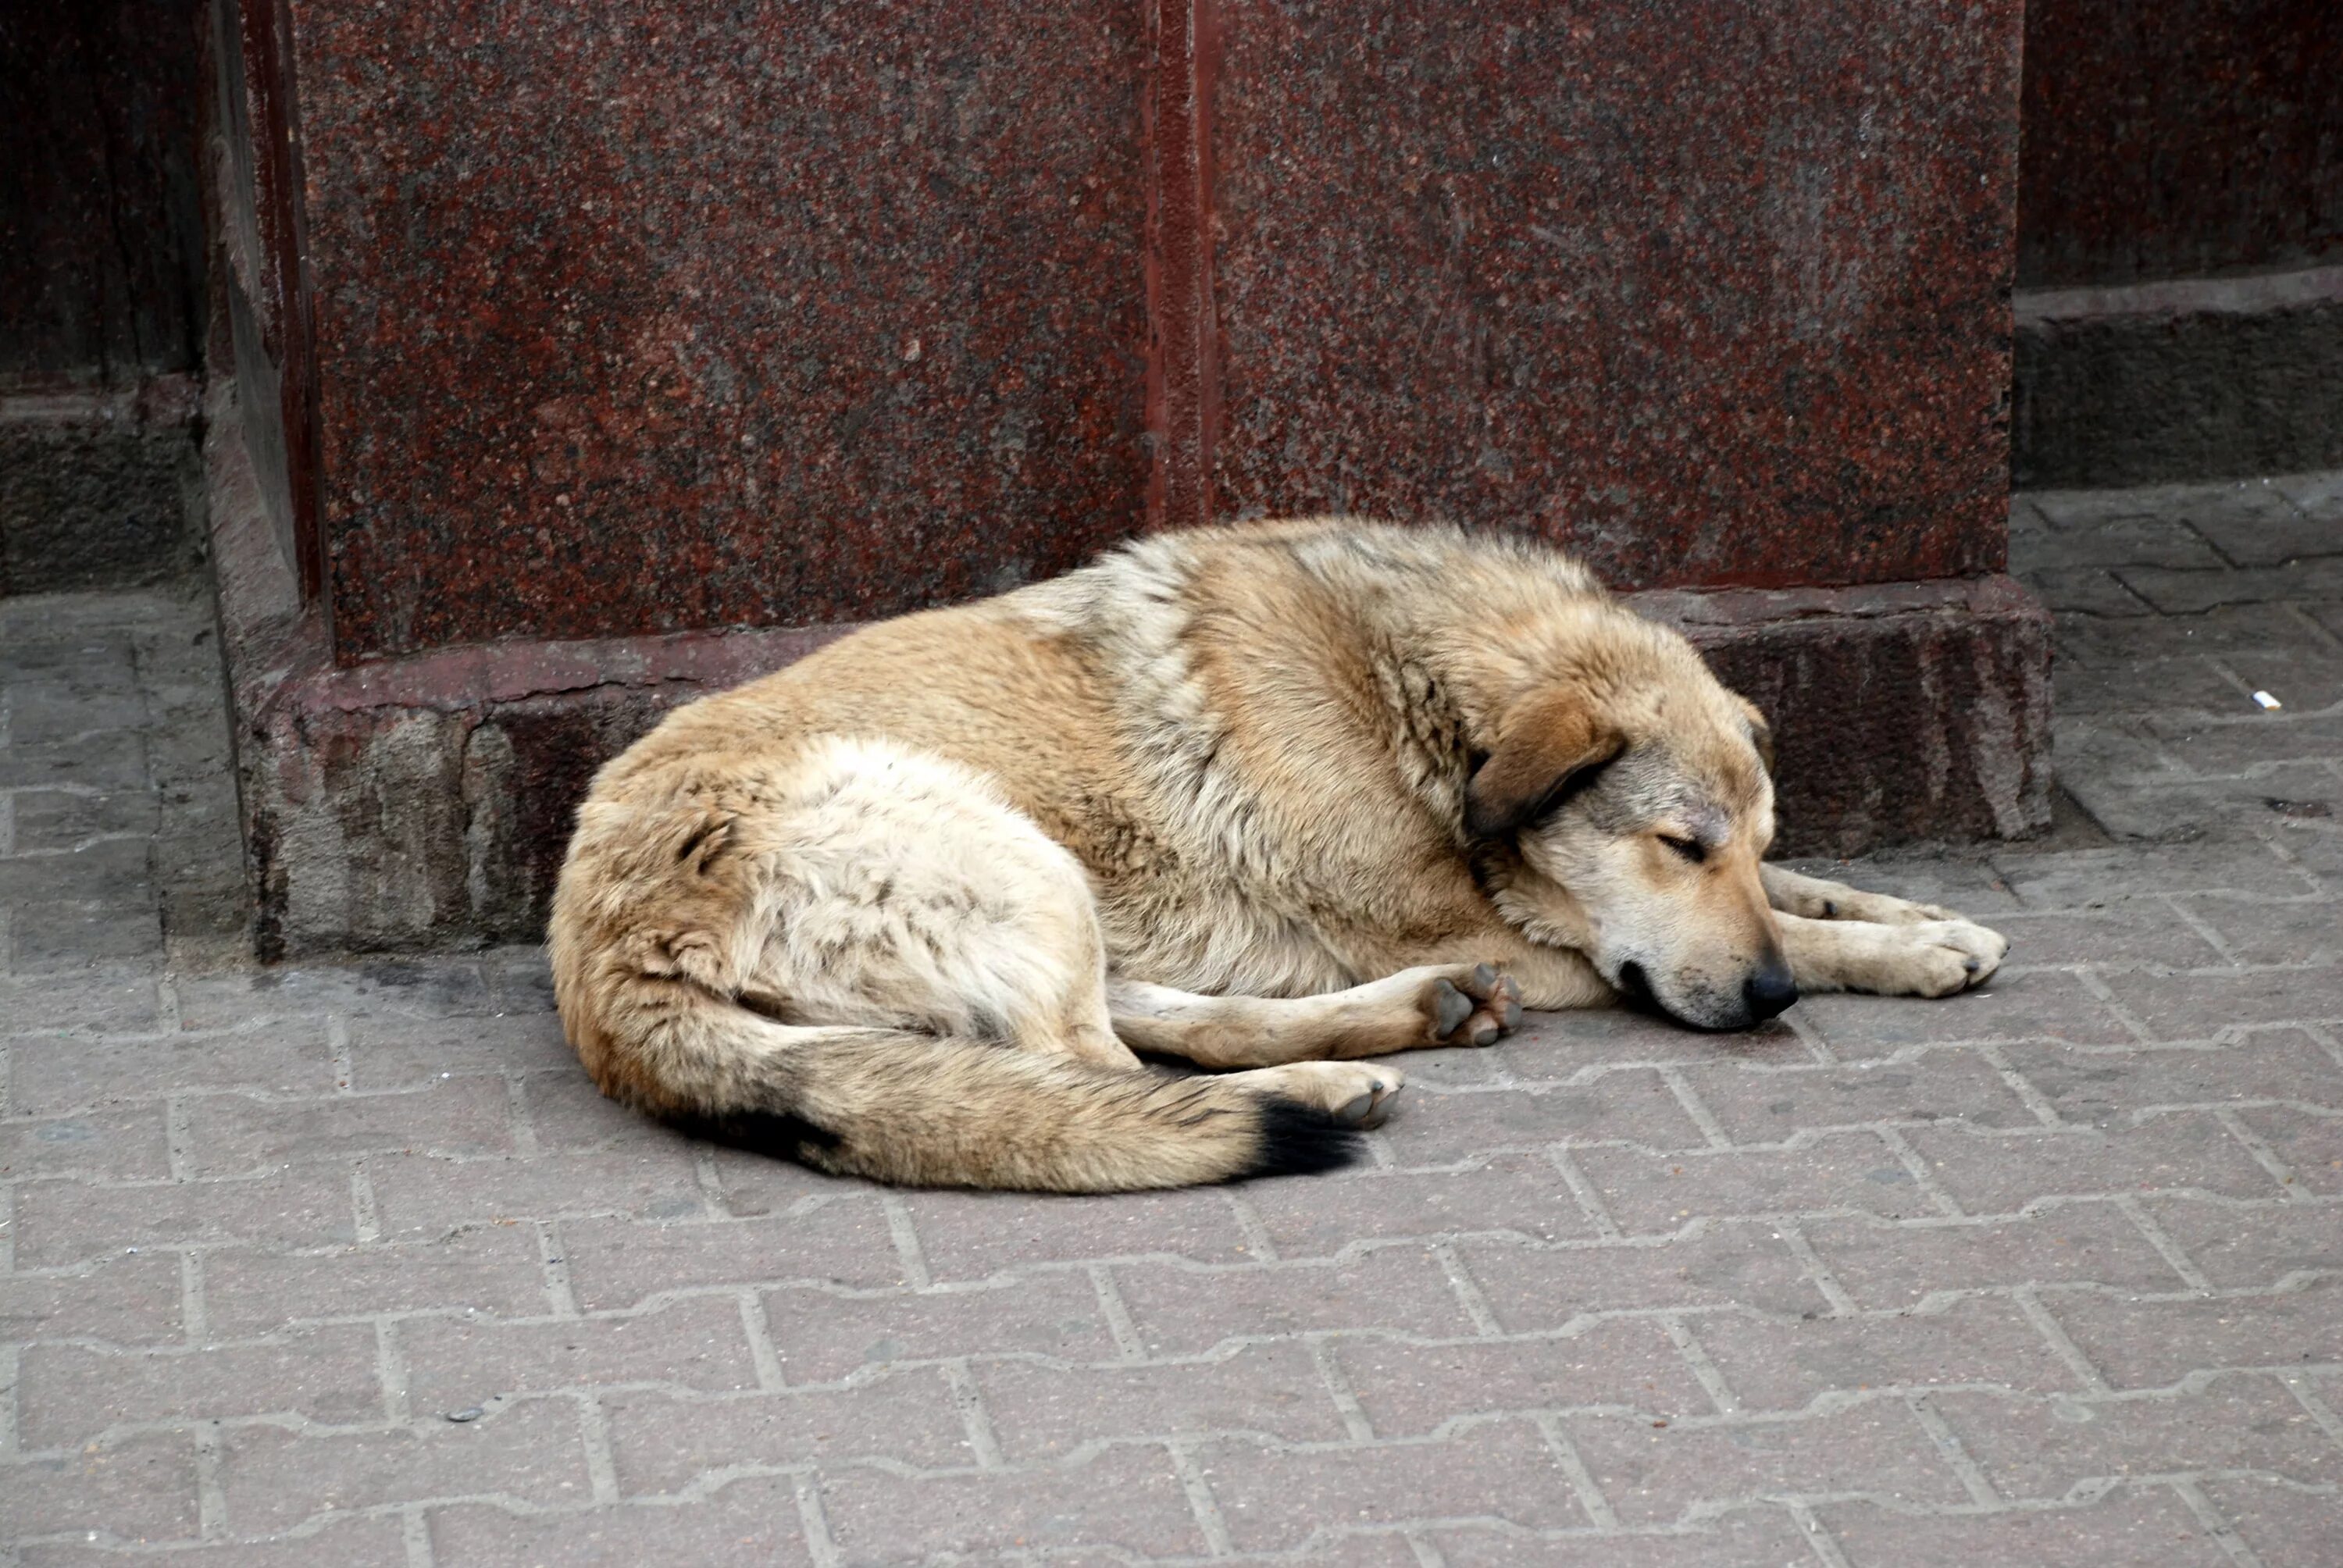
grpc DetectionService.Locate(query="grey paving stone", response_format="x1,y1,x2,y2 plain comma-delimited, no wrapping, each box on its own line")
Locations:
1375,1071,1710,1165
1432,1506,1825,1568
1578,1131,1953,1231
16,1515,411,1568
401,1294,762,1413
1934,1374,2343,1497
215,1400,594,1534
2202,1475,2343,1568
1461,1224,1831,1326
1692,1294,2084,1409
1202,1422,1589,1548
9,1164,358,1266
1801,1206,2193,1309
2142,1196,2343,1286
1819,1490,2232,1568
17,1323,385,1447
0,1103,171,1180
1900,1115,2287,1212
0,1251,185,1345
1331,1318,1711,1434
1110,1246,1479,1357
1242,1153,1600,1256
2046,1274,2343,1388
818,1444,1206,1562
367,1146,711,1235
765,1271,1121,1382
559,1202,900,1311
5,1024,338,1114
601,1371,972,1493
430,1481,818,1566
2002,1033,2343,1123
178,1078,514,1175
977,1338,1353,1457
901,1185,1257,1281
1679,1049,2038,1143
0,1432,201,1541
200,1227,551,1335
1563,1402,1967,1525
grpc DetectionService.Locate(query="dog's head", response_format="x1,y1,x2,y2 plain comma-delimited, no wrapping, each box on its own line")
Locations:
1465,618,1792,1031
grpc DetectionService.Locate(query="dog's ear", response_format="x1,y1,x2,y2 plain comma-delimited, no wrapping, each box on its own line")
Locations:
1465,688,1626,839
1737,697,1775,777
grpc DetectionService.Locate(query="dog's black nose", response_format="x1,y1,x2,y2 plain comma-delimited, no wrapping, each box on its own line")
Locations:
1742,961,1799,1022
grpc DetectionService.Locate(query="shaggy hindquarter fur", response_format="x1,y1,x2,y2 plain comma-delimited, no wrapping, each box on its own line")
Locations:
550,522,2008,1192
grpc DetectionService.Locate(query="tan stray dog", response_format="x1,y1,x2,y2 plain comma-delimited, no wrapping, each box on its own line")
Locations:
550,521,2007,1191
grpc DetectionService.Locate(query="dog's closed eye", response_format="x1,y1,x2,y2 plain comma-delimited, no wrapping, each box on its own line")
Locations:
1658,834,1706,864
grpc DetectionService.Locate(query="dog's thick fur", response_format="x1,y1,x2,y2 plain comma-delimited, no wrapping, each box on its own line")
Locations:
550,522,2007,1192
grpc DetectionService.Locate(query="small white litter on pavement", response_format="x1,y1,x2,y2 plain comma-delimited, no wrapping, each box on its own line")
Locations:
2252,690,2283,710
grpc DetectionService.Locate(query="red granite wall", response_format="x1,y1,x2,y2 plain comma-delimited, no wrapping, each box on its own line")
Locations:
246,0,2022,668
2019,0,2343,287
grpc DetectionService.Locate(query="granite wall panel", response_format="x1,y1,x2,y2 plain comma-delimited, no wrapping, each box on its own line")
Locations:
285,0,1154,663
1203,0,2022,591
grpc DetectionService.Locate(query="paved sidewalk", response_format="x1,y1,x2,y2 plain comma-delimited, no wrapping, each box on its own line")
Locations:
3,474,2341,1566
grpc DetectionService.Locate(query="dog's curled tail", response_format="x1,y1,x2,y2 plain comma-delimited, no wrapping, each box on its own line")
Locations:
570,978,1360,1192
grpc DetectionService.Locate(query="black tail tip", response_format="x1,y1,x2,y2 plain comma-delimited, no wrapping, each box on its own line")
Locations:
1239,1096,1366,1181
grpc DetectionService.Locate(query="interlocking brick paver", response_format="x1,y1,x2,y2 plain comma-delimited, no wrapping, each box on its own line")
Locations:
0,1432,201,1541
1204,1422,1589,1548
5,1025,338,1114
1244,1154,1599,1256
1818,1490,2234,1568
1935,1375,2343,1497
2048,1275,2343,1388
1565,1402,1968,1524
1578,1132,1953,1231
979,1338,1352,1456
2202,1476,2343,1568
9,487,2343,1562
601,1370,972,1492
216,1400,595,1533
368,1146,710,1234
1681,1049,2038,1143
1111,1246,1480,1356
818,1445,1206,1561
401,1295,762,1413
0,1252,184,1344
180,1077,514,1175
1374,1071,1708,1164
1693,1294,2083,1409
903,1185,1256,1280
16,1515,411,1568
18,1324,385,1446
1331,1318,1710,1434
2233,1104,2343,1193
765,1272,1120,1382
1432,1507,1827,1568
1463,1224,1831,1326
430,1481,818,1566
2144,1196,2343,1285
2004,1032,2343,1121
8,1164,357,1265
1803,1206,2194,1308
195,1227,552,1335
0,1104,170,1179
559,1202,900,1310
1900,1114,2285,1211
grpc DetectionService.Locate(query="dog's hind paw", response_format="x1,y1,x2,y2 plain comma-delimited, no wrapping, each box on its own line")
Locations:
1423,963,1525,1047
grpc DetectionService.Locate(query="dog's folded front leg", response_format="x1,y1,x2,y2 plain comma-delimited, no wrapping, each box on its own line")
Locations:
1759,863,1961,925
1776,911,2008,997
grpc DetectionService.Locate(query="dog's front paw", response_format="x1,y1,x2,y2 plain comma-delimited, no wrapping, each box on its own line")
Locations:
1870,918,2008,997
1421,963,1525,1046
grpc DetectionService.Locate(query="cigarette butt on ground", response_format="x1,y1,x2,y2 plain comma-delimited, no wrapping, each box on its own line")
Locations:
2253,690,2283,710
